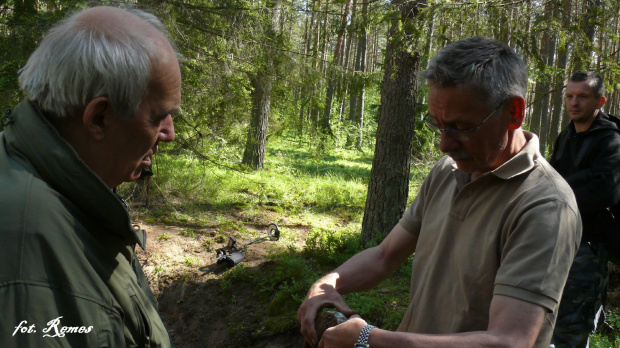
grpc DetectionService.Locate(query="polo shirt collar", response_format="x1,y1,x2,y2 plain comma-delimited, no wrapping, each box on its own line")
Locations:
491,131,540,180
451,131,541,184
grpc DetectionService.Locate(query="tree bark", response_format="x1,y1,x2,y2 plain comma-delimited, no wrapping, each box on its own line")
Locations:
242,72,272,169
573,0,600,71
242,0,280,169
548,1,571,153
322,0,351,136
360,0,423,245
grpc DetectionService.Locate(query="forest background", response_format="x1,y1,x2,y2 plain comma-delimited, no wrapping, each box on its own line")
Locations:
2,0,620,347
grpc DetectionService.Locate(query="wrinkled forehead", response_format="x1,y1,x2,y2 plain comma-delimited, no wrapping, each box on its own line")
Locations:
428,84,488,105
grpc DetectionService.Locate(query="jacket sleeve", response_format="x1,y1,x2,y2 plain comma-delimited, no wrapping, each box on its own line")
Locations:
564,130,620,216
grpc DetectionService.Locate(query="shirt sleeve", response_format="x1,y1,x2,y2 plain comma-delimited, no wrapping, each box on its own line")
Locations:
397,157,452,236
493,198,581,312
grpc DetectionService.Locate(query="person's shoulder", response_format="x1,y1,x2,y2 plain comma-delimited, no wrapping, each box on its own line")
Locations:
527,158,578,209
431,155,455,173
421,155,456,186
0,154,76,238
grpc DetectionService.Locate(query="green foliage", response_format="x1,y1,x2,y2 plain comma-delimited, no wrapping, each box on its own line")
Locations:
343,291,407,330
179,228,196,238
590,309,620,347
121,136,375,226
157,233,171,241
264,251,321,316
183,256,200,267
304,226,363,266
202,238,215,251
0,1,85,109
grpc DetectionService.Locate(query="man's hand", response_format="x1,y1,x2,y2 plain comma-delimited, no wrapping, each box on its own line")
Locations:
298,274,356,347
319,315,367,348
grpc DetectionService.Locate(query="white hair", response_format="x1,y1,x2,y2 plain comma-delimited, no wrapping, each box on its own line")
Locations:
18,7,175,119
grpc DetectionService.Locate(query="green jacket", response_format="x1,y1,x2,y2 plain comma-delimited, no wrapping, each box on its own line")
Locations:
0,101,172,347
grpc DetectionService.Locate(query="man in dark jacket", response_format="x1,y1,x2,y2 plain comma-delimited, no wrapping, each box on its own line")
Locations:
0,6,180,347
550,71,620,348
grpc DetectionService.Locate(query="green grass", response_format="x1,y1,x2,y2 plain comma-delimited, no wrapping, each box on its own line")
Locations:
156,233,171,241
179,228,196,238
125,135,436,229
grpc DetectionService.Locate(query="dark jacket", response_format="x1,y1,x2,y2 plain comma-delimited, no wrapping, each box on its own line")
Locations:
0,101,172,347
550,111,620,242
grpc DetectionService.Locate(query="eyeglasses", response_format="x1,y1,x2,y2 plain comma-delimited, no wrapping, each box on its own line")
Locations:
423,100,507,142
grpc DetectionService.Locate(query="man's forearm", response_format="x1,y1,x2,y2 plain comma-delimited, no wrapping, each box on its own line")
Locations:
326,247,395,295
363,295,544,348
329,225,418,294
367,329,528,348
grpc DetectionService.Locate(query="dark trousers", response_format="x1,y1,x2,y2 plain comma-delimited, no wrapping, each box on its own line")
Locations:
552,242,609,348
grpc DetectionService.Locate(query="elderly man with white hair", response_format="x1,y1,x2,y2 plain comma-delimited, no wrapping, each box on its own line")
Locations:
0,6,180,347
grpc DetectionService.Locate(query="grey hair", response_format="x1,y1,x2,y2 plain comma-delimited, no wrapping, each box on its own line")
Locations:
421,36,527,108
18,7,176,119
569,71,605,99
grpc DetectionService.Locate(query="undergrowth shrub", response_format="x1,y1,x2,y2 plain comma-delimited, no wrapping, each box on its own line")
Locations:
590,309,620,347
303,226,363,266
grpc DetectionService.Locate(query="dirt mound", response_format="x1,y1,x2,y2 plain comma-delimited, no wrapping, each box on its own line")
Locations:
136,223,305,347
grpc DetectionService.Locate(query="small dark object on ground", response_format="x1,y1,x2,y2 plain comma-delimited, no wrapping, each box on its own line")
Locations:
215,223,280,267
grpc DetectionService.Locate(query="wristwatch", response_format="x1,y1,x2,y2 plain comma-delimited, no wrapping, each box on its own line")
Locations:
354,324,376,348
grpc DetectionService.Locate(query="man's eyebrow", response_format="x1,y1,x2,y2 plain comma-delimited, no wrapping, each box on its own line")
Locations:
163,107,181,117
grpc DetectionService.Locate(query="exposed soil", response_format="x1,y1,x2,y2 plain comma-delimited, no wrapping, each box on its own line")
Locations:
135,222,308,348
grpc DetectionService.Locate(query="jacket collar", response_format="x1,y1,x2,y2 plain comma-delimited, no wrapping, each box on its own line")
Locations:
4,101,144,248
566,111,619,135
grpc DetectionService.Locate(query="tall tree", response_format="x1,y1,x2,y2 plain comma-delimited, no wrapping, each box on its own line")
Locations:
242,0,283,169
548,0,572,152
573,0,601,71
321,0,351,136
348,0,368,149
361,0,424,245
530,3,555,155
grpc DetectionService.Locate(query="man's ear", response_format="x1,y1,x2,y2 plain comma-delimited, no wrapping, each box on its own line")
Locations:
507,96,526,131
82,97,110,141
597,96,607,109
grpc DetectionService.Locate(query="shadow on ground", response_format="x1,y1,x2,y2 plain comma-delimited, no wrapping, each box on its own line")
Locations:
137,223,307,348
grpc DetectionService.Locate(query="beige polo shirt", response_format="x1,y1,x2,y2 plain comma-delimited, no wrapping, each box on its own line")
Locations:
396,132,581,347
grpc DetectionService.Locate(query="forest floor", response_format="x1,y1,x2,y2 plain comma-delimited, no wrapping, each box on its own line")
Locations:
135,219,309,348
136,218,620,348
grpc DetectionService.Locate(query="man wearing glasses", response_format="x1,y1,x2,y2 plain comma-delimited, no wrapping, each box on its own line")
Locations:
298,36,581,348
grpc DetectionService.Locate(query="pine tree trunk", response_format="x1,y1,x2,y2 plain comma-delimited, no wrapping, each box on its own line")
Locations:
548,0,571,153
322,0,350,136
242,1,280,169
242,73,272,170
360,0,423,245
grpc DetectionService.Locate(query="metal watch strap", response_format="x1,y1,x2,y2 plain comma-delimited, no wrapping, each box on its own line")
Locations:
354,324,376,348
